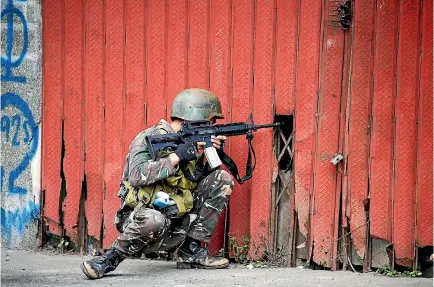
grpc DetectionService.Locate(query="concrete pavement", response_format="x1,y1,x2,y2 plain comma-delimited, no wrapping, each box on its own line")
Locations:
1,248,432,287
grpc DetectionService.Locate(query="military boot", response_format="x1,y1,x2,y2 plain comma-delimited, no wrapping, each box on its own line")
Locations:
176,236,229,269
80,247,125,279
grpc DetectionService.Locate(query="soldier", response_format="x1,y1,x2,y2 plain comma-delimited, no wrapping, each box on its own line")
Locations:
80,88,234,279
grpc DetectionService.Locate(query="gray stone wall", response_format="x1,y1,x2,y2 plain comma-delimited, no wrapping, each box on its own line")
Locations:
1,0,42,248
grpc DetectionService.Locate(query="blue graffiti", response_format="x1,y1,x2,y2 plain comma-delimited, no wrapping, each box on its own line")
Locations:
1,93,39,195
1,200,39,242
1,0,28,83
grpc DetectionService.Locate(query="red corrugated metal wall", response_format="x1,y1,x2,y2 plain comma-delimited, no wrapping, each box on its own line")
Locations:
41,0,432,269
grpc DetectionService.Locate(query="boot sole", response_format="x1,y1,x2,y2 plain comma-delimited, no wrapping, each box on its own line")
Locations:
80,262,100,279
176,262,229,269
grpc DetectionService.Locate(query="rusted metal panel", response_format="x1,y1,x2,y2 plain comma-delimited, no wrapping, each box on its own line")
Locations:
103,0,125,248
416,0,433,248
249,0,275,258
370,0,397,243
146,0,167,125
347,0,375,264
125,0,146,154
294,0,321,260
393,0,420,268
312,0,345,268
42,0,63,235
228,0,254,249
167,0,188,118
275,0,298,115
188,0,210,88
208,0,232,255
84,0,104,240
63,0,85,241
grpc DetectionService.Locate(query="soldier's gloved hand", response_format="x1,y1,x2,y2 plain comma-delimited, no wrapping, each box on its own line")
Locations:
174,142,198,166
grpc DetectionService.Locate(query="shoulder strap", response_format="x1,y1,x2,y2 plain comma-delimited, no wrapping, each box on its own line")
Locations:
220,133,256,184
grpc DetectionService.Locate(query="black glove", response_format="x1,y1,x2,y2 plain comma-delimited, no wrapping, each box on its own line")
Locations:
174,142,197,166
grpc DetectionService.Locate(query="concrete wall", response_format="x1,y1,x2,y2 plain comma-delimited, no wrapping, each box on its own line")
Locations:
1,0,42,248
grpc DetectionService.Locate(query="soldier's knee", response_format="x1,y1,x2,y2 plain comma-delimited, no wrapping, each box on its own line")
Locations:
217,170,234,197
133,209,167,236
218,170,234,186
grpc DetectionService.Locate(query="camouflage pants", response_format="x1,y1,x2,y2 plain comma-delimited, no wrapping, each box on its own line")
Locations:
113,170,234,255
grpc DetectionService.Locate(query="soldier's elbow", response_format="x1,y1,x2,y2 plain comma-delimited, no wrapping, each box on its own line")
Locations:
128,168,143,187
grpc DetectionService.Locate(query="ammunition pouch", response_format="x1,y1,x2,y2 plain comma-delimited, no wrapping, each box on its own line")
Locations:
116,161,196,218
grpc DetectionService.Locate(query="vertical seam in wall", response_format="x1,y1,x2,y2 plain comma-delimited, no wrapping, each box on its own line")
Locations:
186,0,190,87
98,0,104,244
250,0,256,114
184,0,188,89
365,0,378,270
269,0,278,240
413,0,424,270
122,0,127,167
101,0,107,238
144,0,148,127
60,0,66,231
164,0,169,120
316,0,326,261
271,0,278,117
387,0,398,244
343,0,356,229
391,0,401,270
81,0,88,248
228,0,234,127
291,0,301,265
368,0,378,199
293,0,301,154
308,0,324,262
82,0,87,176
40,0,47,211
207,0,212,89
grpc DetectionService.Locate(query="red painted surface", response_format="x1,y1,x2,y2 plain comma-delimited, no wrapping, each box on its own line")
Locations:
103,0,125,247
63,0,85,241
312,0,345,267
347,0,375,262
84,0,104,239
125,0,146,154
167,0,188,119
294,0,321,260
249,0,275,257
393,0,421,268
208,0,232,254
42,0,63,235
228,0,254,250
188,0,210,88
416,0,433,248
147,0,167,125
275,0,298,115
41,0,432,266
370,0,397,242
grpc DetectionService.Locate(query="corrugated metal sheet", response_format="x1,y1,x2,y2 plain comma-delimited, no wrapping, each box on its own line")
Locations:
416,0,433,249
313,0,345,268
41,0,432,269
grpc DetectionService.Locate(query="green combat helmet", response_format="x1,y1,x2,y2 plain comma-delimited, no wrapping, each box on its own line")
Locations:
171,88,224,121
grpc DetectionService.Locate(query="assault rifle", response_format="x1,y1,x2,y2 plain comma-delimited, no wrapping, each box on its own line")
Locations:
145,114,283,184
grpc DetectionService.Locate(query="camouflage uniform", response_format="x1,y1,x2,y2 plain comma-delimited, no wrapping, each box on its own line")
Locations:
112,119,234,256
81,89,231,279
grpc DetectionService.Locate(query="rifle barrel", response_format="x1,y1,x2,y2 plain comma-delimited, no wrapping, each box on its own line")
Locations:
255,122,283,129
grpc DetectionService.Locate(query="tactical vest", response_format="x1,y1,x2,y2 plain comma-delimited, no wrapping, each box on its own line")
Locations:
118,122,197,217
